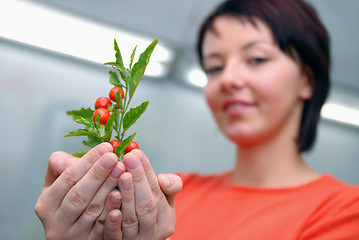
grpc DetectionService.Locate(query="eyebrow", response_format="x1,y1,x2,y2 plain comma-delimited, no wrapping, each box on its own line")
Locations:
242,40,270,50
202,40,271,61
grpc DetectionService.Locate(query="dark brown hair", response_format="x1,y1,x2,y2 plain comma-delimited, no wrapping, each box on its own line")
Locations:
197,0,330,152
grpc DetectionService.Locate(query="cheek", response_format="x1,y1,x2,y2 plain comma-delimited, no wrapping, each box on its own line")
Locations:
204,83,218,112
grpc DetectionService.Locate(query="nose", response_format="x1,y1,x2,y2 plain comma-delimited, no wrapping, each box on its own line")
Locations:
220,60,245,93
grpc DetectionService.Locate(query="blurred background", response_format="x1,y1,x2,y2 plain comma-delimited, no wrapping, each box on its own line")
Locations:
0,0,358,239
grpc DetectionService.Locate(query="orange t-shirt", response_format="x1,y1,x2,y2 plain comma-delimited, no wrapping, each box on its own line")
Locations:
172,172,359,240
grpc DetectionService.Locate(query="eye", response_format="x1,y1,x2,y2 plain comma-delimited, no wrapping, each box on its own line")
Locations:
204,66,223,76
249,57,267,65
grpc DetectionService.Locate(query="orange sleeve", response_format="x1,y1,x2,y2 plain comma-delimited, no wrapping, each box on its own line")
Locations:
299,187,359,240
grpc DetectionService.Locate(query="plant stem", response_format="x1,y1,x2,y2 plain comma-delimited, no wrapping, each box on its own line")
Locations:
118,71,131,142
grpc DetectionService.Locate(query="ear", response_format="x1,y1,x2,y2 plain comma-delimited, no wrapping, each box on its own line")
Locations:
299,67,314,100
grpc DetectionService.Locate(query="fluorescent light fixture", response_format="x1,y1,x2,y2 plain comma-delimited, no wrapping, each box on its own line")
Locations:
0,0,173,77
321,103,359,127
187,68,208,87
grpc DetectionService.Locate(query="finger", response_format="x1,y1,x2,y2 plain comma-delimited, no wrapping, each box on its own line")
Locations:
78,162,125,235
57,152,118,224
158,174,183,207
90,188,123,238
96,162,125,221
104,209,123,240
43,143,113,209
156,174,182,239
123,152,157,235
118,172,138,239
136,150,164,199
43,151,77,189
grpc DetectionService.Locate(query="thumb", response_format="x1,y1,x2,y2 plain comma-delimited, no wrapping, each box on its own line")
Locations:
158,174,183,207
43,151,77,188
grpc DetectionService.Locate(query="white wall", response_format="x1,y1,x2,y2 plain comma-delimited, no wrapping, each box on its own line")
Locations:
0,40,358,240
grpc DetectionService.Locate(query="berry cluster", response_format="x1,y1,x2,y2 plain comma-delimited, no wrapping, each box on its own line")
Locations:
64,38,158,159
93,87,139,154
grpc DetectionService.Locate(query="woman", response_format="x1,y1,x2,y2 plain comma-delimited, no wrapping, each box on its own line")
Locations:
35,0,359,239
173,0,359,239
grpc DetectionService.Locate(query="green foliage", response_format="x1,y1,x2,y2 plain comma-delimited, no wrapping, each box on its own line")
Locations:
64,38,158,159
66,108,94,120
115,132,137,157
123,101,149,133
109,70,124,88
129,39,158,101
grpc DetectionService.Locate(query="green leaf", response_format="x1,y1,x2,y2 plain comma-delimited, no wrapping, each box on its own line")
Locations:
114,39,128,82
94,113,101,130
72,151,88,158
109,70,124,88
103,114,115,142
64,129,100,137
115,132,137,157
114,39,124,67
82,136,103,148
113,107,120,135
67,108,94,121
104,61,116,66
115,88,123,109
129,45,137,69
73,116,93,128
129,39,158,101
123,101,149,132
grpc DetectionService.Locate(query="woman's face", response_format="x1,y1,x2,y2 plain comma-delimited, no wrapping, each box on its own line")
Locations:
202,15,312,147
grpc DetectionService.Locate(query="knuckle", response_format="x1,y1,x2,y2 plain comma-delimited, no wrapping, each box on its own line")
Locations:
63,169,78,187
81,159,93,173
48,151,62,163
34,200,45,220
122,215,138,230
151,182,163,197
160,219,176,239
131,171,146,183
102,174,117,190
67,189,86,208
91,166,106,182
138,197,157,216
84,202,103,219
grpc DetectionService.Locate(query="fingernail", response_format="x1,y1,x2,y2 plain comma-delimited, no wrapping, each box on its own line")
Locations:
161,174,172,188
121,177,132,191
111,191,122,205
110,165,122,179
125,156,138,170
101,156,116,169
109,211,120,223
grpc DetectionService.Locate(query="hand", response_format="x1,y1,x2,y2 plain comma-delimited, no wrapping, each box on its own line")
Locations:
114,150,183,240
34,143,126,240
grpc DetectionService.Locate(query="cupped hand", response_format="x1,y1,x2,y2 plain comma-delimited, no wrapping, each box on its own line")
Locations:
116,150,183,240
34,143,126,240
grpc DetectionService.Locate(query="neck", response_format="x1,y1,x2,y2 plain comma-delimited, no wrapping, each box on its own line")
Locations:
231,137,320,188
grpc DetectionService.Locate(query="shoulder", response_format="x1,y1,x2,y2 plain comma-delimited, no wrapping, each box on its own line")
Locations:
300,175,359,239
319,175,359,199
310,175,359,210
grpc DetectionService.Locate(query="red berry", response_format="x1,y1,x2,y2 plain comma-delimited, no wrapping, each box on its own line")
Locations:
124,141,139,154
109,87,124,102
93,108,111,125
110,139,121,153
95,97,112,109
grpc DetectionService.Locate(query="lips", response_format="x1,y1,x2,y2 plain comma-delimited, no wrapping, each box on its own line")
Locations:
222,98,254,117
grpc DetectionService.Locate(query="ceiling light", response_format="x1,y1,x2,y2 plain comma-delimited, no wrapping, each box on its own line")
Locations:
187,68,208,88
0,0,173,78
321,103,359,127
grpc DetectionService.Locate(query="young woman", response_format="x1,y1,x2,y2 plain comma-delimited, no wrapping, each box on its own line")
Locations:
35,0,359,239
173,0,359,239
